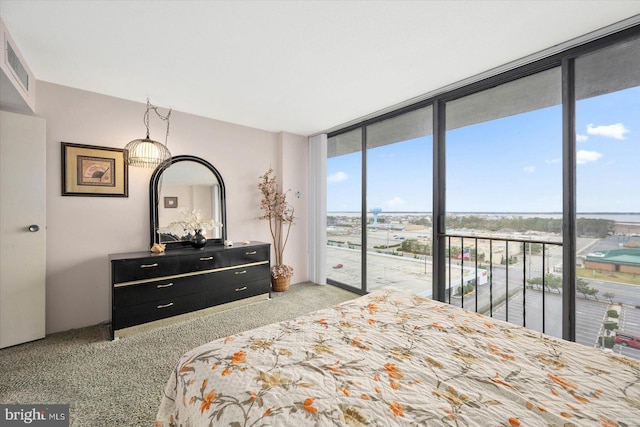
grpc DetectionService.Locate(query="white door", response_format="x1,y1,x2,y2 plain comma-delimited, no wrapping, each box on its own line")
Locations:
0,110,46,348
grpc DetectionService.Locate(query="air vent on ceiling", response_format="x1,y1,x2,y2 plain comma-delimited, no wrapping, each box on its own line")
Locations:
0,18,35,113
7,41,28,91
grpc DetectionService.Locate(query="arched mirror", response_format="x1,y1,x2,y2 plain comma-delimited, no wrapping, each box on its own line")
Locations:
150,155,226,249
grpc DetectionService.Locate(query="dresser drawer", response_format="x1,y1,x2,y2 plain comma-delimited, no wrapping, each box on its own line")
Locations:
217,263,270,285
112,252,229,283
207,278,270,307
113,292,207,330
114,275,204,308
228,245,270,265
193,252,230,271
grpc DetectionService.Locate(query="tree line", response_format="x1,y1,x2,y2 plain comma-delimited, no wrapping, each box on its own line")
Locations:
527,273,607,300
444,216,614,238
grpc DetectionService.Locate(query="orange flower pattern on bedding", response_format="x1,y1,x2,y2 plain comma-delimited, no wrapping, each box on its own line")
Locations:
156,288,640,426
302,397,318,414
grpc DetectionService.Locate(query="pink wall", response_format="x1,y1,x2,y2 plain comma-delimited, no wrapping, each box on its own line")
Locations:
279,132,310,286
36,82,309,334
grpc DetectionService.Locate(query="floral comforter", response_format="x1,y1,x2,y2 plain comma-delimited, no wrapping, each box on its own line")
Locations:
156,288,640,426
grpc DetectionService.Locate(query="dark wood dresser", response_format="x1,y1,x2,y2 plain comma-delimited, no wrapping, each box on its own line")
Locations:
109,241,270,339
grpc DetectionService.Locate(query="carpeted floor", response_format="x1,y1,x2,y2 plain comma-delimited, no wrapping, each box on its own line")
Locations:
0,282,358,426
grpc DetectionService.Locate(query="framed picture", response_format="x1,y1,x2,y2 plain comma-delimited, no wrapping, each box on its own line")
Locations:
61,142,128,197
164,196,178,208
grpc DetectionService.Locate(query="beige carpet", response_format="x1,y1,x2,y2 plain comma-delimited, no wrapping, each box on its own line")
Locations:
0,282,358,426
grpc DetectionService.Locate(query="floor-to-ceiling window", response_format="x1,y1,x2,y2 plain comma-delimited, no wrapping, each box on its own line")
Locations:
445,68,563,337
575,34,640,356
320,25,640,359
365,107,433,296
327,129,363,291
326,108,433,295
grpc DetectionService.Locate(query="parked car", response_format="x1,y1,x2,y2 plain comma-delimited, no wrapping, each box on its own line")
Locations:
614,332,640,349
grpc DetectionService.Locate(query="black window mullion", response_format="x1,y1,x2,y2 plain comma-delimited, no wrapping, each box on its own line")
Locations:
562,56,577,342
433,99,446,302
361,126,368,294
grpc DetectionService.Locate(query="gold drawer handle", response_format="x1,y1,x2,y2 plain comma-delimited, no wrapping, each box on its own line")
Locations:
200,256,214,261
235,270,247,275
235,286,247,292
140,263,158,268
157,302,174,309
156,283,174,288
245,251,257,255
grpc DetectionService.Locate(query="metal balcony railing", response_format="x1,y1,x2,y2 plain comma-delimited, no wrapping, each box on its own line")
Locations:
441,233,563,334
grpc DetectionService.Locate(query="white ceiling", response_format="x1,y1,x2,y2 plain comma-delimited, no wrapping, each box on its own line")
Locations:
1,1,639,136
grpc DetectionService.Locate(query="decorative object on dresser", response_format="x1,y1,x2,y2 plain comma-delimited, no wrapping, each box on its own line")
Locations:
150,155,226,249
190,230,207,249
257,168,295,292
162,207,223,250
110,241,270,339
150,243,166,253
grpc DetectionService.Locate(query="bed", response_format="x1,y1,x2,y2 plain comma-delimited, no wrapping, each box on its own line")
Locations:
155,288,640,426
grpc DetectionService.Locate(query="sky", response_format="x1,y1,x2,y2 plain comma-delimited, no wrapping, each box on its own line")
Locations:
327,86,639,213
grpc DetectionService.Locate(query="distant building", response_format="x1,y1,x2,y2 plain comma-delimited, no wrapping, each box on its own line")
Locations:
584,248,640,274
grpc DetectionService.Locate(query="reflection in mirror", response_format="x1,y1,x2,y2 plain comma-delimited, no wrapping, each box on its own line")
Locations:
158,161,221,241
150,156,226,249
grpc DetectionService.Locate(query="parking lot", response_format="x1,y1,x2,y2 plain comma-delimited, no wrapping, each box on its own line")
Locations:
618,306,640,358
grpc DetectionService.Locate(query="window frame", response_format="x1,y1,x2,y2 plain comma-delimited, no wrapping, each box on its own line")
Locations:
324,24,640,342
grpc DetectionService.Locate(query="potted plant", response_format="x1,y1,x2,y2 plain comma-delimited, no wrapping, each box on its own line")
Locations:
258,168,295,291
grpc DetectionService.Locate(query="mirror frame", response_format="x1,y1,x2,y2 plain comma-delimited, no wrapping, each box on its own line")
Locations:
149,155,227,250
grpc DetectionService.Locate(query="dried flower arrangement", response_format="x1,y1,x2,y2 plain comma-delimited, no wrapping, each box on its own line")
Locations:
258,168,295,280
162,207,222,238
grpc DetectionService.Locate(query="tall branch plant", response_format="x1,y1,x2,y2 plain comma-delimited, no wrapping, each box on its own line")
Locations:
258,168,295,279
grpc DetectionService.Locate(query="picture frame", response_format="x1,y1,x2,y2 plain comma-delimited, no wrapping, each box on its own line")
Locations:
164,196,178,208
61,142,128,197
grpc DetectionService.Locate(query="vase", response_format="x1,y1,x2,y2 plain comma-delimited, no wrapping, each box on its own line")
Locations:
271,275,291,292
190,230,207,249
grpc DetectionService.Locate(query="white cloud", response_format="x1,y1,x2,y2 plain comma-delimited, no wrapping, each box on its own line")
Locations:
586,123,629,140
576,134,588,142
545,158,560,164
327,171,348,183
523,166,536,173
576,149,603,164
385,197,405,208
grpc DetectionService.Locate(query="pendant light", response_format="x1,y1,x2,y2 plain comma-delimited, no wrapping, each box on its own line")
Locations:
125,98,172,168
